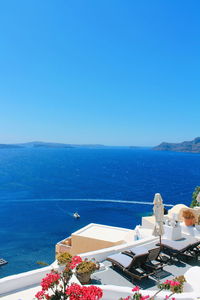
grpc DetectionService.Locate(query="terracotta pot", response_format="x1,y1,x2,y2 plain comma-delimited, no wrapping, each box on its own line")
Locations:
76,272,92,284
184,218,195,226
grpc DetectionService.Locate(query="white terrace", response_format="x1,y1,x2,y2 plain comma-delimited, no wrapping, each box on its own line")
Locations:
1,204,200,299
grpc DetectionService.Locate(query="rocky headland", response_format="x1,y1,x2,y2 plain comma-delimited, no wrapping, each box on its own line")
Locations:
154,137,200,153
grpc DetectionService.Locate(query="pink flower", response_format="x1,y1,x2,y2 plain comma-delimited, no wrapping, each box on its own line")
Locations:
35,291,45,300
41,271,60,291
82,285,103,299
170,281,180,286
163,280,171,285
165,296,169,299
132,286,140,292
66,283,82,299
69,256,82,269
171,298,176,300
35,291,50,300
66,283,103,300
72,255,82,264
141,296,150,300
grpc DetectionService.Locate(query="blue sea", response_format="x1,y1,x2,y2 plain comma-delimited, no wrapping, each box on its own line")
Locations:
0,147,200,278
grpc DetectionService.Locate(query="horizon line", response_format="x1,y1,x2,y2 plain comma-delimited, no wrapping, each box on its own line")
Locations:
0,140,154,148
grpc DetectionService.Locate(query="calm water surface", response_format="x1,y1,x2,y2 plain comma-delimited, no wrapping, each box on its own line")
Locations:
0,147,200,277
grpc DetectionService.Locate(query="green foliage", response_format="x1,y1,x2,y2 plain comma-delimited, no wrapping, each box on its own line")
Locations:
174,275,186,285
190,186,200,207
76,260,98,274
36,261,49,266
57,252,72,265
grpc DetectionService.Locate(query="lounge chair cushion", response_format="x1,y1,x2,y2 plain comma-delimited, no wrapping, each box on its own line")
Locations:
160,238,197,251
129,246,149,256
107,253,132,268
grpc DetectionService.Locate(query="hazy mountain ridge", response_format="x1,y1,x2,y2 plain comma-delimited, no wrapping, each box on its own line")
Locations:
0,141,106,149
154,137,200,153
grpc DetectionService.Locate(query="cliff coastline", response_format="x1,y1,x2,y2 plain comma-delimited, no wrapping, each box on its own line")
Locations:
154,137,200,153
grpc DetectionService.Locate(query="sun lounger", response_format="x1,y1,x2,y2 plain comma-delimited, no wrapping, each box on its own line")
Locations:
122,245,149,257
123,247,169,270
157,238,200,261
144,247,169,270
106,252,155,281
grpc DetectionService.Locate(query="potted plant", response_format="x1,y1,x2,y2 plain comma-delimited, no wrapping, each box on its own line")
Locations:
75,258,100,284
181,209,196,226
57,252,72,265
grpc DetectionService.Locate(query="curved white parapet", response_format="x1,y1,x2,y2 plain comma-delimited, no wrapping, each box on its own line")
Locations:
0,265,52,296
184,266,200,294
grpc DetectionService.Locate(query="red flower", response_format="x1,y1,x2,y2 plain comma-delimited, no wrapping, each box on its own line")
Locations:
69,256,83,269
66,283,103,300
163,280,171,285
41,271,60,291
35,291,45,300
35,291,50,299
72,255,82,265
170,281,180,286
132,286,140,292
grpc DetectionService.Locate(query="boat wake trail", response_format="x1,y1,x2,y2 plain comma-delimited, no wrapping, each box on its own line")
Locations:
1,198,173,207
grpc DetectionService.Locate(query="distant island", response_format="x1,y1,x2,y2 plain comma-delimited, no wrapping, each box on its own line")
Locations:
0,141,106,149
154,137,200,153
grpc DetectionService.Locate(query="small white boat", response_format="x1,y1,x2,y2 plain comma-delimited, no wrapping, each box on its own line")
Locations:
73,212,80,219
0,258,8,266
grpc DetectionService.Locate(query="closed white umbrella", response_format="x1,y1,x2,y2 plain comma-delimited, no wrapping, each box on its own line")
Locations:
152,193,164,245
196,192,200,204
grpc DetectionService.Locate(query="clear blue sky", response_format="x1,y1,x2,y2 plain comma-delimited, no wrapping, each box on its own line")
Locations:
0,0,200,146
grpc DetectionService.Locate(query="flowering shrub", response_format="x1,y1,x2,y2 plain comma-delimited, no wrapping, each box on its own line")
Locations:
158,276,185,295
66,283,103,300
35,255,103,300
119,276,186,300
119,287,149,300
41,271,61,291
159,279,181,294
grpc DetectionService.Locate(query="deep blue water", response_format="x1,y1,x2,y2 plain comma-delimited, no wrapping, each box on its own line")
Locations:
0,147,200,277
